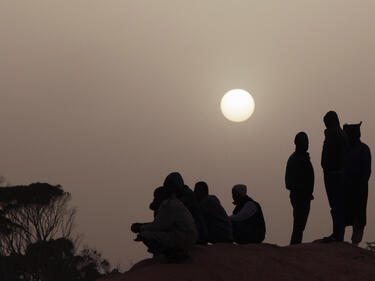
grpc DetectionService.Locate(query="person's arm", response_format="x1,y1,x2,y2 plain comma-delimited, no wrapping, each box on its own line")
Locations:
321,129,332,170
285,155,297,190
140,201,173,232
361,146,372,184
230,201,257,222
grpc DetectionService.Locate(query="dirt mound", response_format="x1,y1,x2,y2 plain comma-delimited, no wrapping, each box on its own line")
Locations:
100,242,375,281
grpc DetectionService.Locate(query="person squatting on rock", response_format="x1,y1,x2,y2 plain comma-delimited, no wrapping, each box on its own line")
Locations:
285,132,314,244
149,186,167,217
148,174,208,244
321,111,348,242
131,173,198,262
230,184,266,244
194,181,233,243
343,122,372,245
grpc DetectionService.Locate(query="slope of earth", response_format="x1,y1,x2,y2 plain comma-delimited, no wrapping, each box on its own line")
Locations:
100,242,375,281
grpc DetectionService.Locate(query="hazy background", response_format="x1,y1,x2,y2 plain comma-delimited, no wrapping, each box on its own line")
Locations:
1,1,374,269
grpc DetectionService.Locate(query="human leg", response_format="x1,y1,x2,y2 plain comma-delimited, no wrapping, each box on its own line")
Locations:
324,173,345,241
138,231,171,255
351,224,364,246
290,196,311,245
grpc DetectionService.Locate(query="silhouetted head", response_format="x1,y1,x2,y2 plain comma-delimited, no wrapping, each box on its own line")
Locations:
163,172,184,197
343,122,362,146
232,184,247,205
294,132,309,152
149,186,167,212
194,181,209,202
323,111,340,129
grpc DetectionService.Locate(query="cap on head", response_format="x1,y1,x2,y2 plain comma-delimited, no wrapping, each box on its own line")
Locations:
163,172,184,196
323,111,340,128
232,184,247,197
194,181,209,201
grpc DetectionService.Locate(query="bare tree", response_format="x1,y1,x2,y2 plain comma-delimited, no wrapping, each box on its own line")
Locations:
0,183,78,255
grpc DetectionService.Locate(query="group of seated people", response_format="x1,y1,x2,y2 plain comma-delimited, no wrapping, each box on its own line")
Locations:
131,172,266,262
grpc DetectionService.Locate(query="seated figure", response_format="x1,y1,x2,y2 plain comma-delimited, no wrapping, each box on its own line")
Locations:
230,184,266,244
166,173,208,244
194,181,233,243
131,173,198,262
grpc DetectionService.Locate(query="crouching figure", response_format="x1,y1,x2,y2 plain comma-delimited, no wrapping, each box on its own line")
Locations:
230,184,266,244
131,172,198,262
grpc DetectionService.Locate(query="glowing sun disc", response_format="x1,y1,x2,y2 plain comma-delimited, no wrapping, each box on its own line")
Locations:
220,89,255,122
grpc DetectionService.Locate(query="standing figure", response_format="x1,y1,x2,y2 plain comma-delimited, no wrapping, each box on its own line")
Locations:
343,122,371,245
131,172,198,262
321,111,348,242
230,184,266,244
285,132,314,244
194,181,233,243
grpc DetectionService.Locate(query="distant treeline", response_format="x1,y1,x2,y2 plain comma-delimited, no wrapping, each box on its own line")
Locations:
0,182,118,281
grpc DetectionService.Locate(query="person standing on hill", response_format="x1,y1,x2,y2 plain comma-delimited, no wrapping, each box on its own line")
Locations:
230,184,266,244
321,111,348,242
194,181,233,243
343,122,372,245
285,132,314,244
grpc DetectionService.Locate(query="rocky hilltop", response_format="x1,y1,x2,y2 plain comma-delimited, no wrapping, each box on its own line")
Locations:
100,242,375,281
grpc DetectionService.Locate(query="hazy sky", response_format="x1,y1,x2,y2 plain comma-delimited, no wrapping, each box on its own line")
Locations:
1,1,375,269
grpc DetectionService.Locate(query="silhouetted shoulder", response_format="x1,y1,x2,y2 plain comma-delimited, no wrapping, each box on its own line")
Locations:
361,142,371,153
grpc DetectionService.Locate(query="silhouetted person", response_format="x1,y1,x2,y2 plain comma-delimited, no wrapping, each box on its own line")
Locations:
131,172,197,262
230,184,266,244
285,132,314,244
343,122,372,245
166,173,208,244
149,186,167,217
321,111,348,242
149,173,208,244
194,181,233,243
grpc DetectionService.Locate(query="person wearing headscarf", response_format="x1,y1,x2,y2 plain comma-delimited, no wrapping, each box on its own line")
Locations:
131,172,197,262
230,184,266,244
343,122,372,245
285,132,314,244
321,111,348,242
194,181,233,243
166,173,209,244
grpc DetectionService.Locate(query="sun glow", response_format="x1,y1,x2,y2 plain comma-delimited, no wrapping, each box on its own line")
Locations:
220,89,255,122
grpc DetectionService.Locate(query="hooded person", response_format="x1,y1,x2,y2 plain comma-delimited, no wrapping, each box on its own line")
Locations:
194,181,233,243
229,184,266,244
321,111,348,242
285,132,314,244
131,172,198,262
165,173,208,244
149,186,168,217
343,122,372,245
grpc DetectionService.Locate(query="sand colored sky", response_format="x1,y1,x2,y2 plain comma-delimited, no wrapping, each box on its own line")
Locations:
1,1,375,268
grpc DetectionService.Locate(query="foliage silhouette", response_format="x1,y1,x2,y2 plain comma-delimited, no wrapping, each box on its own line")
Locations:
0,183,76,256
0,182,113,281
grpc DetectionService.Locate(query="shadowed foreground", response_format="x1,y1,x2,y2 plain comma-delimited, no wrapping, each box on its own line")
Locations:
100,242,375,281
